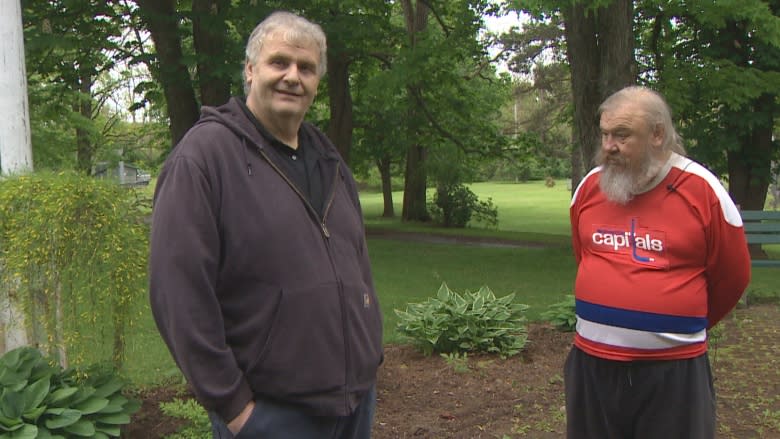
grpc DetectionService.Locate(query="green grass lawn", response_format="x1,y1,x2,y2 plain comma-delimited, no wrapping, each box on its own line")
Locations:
361,180,573,236
121,179,780,386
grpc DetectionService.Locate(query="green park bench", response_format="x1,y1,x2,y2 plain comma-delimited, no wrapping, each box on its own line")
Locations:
741,210,780,268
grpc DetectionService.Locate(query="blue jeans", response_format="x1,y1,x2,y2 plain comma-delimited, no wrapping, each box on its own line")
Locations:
209,386,376,439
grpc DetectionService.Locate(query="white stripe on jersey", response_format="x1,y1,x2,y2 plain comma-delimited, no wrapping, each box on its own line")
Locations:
669,153,743,227
576,315,707,350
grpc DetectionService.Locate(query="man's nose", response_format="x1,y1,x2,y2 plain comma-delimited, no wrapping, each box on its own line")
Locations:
282,66,301,84
602,134,618,152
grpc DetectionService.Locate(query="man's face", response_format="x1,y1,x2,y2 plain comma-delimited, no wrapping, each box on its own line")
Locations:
596,102,665,204
245,32,320,124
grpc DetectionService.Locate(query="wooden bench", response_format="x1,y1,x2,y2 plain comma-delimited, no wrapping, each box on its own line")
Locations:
741,210,780,268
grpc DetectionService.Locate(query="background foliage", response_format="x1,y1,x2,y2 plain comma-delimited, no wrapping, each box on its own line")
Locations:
0,172,149,368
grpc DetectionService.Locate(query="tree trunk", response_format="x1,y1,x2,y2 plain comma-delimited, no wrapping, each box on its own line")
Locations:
727,93,775,258
192,0,231,106
564,0,635,192
327,51,354,163
401,0,431,222
563,3,600,191
377,156,395,217
75,71,94,175
403,143,429,221
569,126,582,194
596,1,636,98
136,0,200,147
727,96,773,211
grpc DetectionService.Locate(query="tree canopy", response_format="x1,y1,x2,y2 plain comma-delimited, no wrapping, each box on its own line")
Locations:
19,0,780,214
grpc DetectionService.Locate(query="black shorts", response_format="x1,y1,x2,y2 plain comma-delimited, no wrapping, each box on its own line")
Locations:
564,346,715,439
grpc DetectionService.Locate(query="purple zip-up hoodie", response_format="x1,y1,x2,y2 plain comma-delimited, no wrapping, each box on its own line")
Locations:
149,97,383,422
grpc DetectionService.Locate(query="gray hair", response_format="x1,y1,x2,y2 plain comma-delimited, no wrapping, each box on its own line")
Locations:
243,11,327,95
599,86,685,155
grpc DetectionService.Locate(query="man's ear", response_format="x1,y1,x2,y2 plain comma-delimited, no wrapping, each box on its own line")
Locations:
651,123,665,149
244,62,253,86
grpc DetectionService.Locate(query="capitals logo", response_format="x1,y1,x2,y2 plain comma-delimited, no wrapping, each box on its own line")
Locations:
590,219,668,267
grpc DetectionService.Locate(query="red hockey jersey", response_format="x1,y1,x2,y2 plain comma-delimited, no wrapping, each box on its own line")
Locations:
570,153,751,361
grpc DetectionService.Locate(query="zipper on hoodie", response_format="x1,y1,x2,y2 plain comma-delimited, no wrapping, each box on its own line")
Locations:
255,147,336,238
319,164,341,238
257,145,355,413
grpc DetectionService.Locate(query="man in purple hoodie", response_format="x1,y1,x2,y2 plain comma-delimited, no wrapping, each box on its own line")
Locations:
149,11,383,439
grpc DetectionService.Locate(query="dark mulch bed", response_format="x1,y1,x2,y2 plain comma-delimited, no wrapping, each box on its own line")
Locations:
124,304,780,438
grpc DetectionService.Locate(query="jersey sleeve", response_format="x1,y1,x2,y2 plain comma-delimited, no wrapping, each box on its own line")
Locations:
704,198,751,328
570,172,596,266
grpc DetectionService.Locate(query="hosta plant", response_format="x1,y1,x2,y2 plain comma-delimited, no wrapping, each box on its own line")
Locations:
395,282,529,357
541,294,577,332
0,346,140,438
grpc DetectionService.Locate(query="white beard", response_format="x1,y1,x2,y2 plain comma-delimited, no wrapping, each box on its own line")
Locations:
597,147,665,205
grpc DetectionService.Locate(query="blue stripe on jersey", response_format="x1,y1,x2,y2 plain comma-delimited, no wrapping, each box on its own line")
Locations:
576,299,707,334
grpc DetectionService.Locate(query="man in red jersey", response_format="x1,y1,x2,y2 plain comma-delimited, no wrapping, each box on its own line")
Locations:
566,86,751,438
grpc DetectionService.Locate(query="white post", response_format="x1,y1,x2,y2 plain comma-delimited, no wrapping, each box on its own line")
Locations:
0,0,34,352
0,0,34,175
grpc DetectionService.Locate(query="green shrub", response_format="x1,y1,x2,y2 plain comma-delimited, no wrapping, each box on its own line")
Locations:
0,346,140,438
540,294,577,332
428,183,498,228
394,283,529,357
160,398,210,439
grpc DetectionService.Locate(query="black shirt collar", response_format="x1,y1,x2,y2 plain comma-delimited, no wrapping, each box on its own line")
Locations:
236,98,307,157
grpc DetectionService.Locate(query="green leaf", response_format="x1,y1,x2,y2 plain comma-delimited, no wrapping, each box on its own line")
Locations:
436,283,451,301
95,413,130,425
43,409,81,429
99,395,127,414
0,390,24,419
94,424,121,437
7,424,36,439
63,419,95,437
20,377,49,413
472,295,485,313
21,406,46,423
91,378,123,399
0,417,22,432
46,388,78,405
32,426,52,439
74,397,109,415
67,387,96,406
